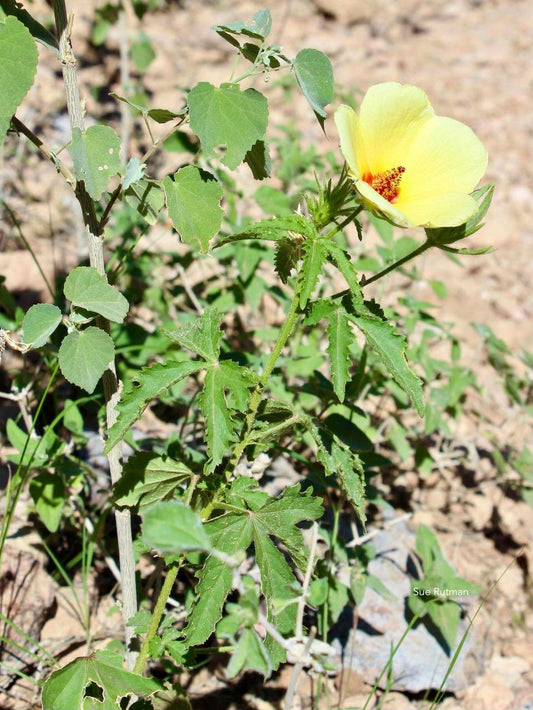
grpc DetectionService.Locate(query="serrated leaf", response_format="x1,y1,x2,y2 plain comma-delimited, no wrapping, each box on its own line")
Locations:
351,302,424,416
299,238,327,308
188,82,268,170
308,420,366,526
253,520,297,668
0,15,38,144
58,327,114,394
104,360,202,453
22,303,62,347
199,360,255,472
143,501,211,555
163,166,223,253
325,303,354,401
293,48,334,121
254,484,323,571
186,514,253,647
324,241,363,301
70,125,121,200
164,308,222,361
114,452,192,509
213,9,272,41
274,237,301,284
64,266,129,323
41,649,161,710
219,215,316,247
124,178,164,225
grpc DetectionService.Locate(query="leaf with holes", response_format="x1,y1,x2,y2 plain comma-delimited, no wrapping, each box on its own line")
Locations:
188,82,268,170
163,166,223,253
41,648,160,710
70,125,121,200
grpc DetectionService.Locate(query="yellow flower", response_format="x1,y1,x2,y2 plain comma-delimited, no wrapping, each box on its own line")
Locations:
334,83,488,228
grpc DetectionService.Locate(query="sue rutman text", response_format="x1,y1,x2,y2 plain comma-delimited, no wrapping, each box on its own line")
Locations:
413,587,471,597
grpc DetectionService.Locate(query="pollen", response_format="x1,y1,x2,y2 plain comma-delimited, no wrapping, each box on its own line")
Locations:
364,166,406,202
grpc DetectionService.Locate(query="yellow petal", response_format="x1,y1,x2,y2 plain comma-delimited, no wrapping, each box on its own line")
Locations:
399,116,488,199
334,104,365,179
398,191,480,228
358,83,434,174
355,179,412,228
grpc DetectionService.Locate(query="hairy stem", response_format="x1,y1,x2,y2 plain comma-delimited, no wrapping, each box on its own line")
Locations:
52,0,138,668
225,278,303,476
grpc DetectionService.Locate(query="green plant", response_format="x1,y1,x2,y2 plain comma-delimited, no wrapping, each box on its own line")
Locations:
0,3,502,708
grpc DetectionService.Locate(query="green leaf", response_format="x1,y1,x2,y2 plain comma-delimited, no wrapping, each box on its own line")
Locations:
124,178,165,224
111,92,185,123
41,648,161,710
22,303,62,347
350,302,424,416
293,48,334,121
186,514,253,646
199,360,255,472
219,215,316,247
325,241,363,301
274,237,301,283
64,266,129,323
427,600,461,651
305,418,366,526
114,452,192,509
104,360,202,453
0,15,38,145
143,501,211,555
131,32,155,72
326,305,354,402
244,138,271,179
163,166,223,253
0,0,58,53
164,308,223,361
299,238,327,308
29,470,65,532
122,157,145,190
307,299,354,401
253,520,297,668
253,484,323,571
58,327,114,394
70,125,121,200
188,82,268,170
213,9,272,41
226,628,272,679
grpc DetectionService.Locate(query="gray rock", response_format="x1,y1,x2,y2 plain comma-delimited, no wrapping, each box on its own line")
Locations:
334,515,487,693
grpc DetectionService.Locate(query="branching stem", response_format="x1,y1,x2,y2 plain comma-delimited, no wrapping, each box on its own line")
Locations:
51,0,138,669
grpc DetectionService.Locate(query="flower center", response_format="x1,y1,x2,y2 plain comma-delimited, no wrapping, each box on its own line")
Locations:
363,166,405,202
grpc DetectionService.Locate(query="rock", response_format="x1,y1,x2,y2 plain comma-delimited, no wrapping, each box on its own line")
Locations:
496,499,533,545
334,516,484,693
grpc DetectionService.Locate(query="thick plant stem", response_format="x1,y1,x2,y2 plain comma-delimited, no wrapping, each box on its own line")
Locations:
52,0,138,669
